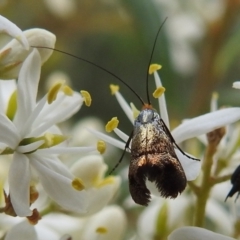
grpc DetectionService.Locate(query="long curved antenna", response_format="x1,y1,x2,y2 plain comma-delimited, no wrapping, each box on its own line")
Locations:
146,17,168,105
32,46,145,105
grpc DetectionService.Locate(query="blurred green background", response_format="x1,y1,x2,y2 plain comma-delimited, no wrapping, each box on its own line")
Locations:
1,0,240,133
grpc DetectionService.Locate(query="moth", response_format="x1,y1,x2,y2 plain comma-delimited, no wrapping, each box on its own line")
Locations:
34,18,199,206
129,107,187,205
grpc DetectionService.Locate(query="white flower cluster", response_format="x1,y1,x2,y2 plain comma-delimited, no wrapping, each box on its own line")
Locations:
0,15,126,239
0,13,240,240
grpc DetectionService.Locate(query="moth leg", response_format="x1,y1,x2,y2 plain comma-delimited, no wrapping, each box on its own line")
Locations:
108,131,133,175
160,119,200,162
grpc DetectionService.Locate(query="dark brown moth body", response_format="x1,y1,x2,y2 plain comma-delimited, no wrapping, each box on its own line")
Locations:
129,107,186,206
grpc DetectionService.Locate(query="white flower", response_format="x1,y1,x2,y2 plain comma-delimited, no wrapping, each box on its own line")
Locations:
0,15,56,79
233,81,240,89
4,206,127,240
80,205,127,240
89,66,240,202
168,226,236,240
71,155,121,215
0,15,29,49
0,49,96,217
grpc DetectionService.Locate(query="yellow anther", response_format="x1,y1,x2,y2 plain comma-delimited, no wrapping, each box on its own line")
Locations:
6,90,17,120
153,86,165,98
96,227,108,234
110,84,119,95
97,176,115,187
97,140,106,154
72,178,85,191
47,82,63,104
62,85,73,96
105,117,119,132
39,133,67,149
130,103,140,119
149,64,162,75
44,133,54,147
80,90,92,107
212,92,219,100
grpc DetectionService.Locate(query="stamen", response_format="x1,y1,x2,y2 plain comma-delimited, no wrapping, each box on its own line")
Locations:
130,103,140,119
110,84,119,95
42,133,67,148
80,90,92,107
211,92,219,111
62,85,73,96
105,117,119,132
97,140,106,154
212,92,219,100
72,178,85,191
96,227,108,234
6,90,17,120
149,64,162,75
153,86,165,98
47,81,64,104
97,176,115,187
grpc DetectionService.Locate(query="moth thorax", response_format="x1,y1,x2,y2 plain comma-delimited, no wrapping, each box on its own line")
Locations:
138,109,155,124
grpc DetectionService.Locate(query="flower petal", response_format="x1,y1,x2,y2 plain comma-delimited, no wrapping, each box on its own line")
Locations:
232,81,240,89
0,80,16,113
30,154,88,213
0,15,29,50
172,108,240,143
175,149,201,181
0,28,55,79
9,153,32,216
0,112,20,147
14,49,41,131
5,221,37,240
31,153,73,178
168,226,235,240
81,205,127,240
31,92,83,137
71,155,107,188
85,178,121,215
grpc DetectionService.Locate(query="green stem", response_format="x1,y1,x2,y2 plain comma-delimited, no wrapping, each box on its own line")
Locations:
193,144,215,227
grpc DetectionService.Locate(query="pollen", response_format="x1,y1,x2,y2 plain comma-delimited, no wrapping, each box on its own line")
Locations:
72,178,85,191
130,103,140,119
110,84,119,95
96,227,108,234
153,86,165,98
80,90,92,107
62,85,73,96
47,81,64,104
105,117,119,132
149,64,162,74
97,140,106,154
